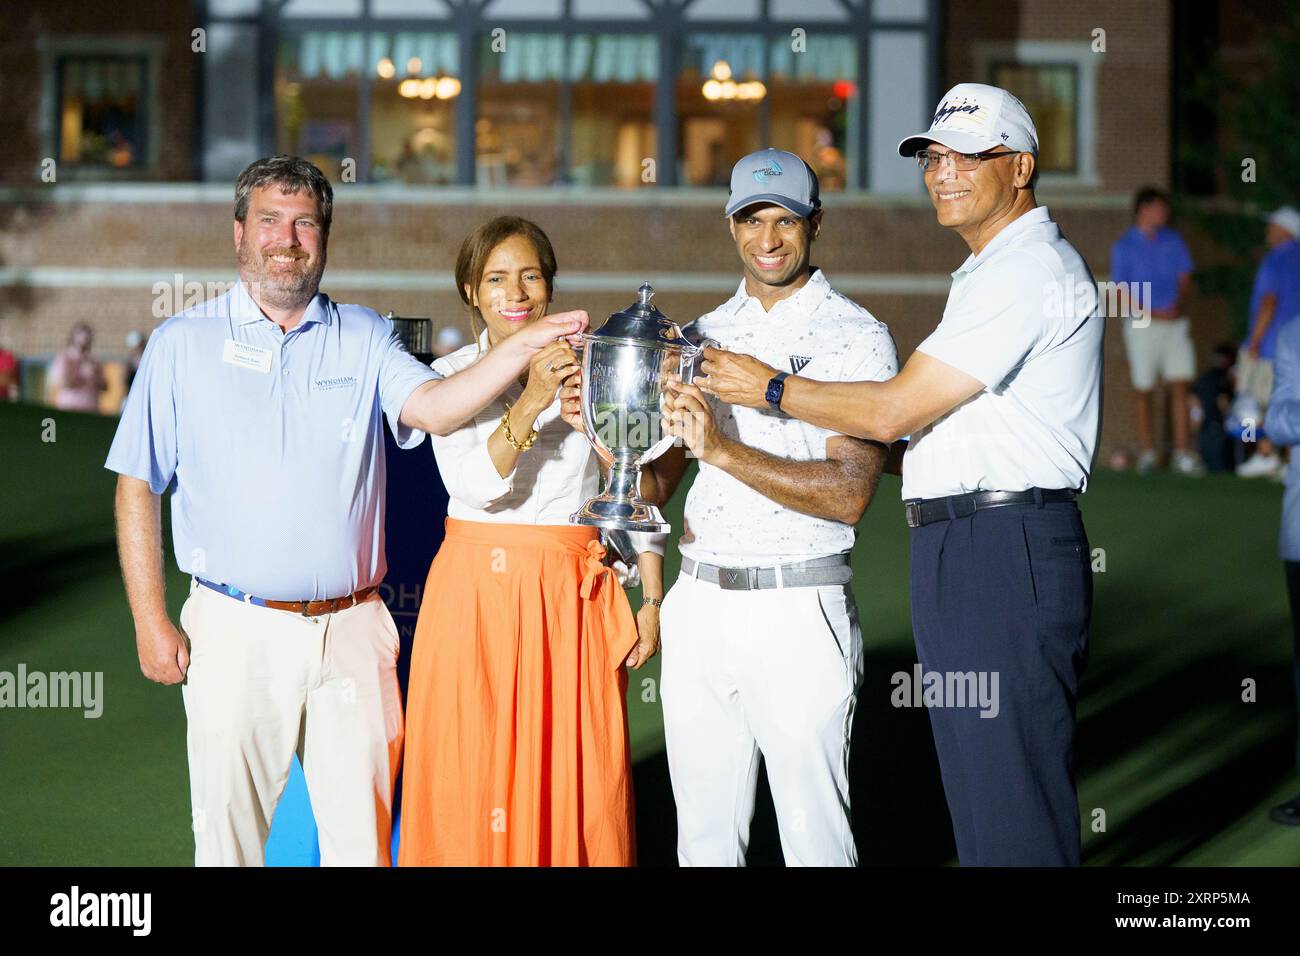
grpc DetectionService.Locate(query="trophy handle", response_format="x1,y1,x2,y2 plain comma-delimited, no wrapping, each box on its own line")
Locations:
680,337,719,384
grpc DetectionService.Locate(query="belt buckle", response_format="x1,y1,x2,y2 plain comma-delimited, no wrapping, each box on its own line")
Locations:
905,501,922,529
717,566,754,591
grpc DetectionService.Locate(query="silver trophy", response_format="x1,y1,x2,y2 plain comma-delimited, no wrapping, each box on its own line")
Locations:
570,282,714,533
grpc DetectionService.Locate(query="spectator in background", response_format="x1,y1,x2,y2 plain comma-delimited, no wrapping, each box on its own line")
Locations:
1260,313,1300,825
432,324,464,358
123,330,146,396
1189,343,1237,473
1237,206,1300,479
47,322,106,413
0,347,18,401
1111,187,1201,476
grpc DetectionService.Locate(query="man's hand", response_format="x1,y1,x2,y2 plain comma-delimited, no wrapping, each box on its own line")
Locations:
626,604,660,670
136,616,189,684
506,310,589,356
663,379,730,465
695,347,778,409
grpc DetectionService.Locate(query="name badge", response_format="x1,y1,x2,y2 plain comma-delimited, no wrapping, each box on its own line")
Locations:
222,339,273,374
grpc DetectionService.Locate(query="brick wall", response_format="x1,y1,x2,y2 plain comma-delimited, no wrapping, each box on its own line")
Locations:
0,0,198,184
944,0,1172,194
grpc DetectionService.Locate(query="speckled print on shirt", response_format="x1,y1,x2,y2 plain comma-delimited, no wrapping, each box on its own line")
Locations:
679,269,899,567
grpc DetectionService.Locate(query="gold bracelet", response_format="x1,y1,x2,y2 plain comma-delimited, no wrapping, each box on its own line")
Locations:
500,402,538,451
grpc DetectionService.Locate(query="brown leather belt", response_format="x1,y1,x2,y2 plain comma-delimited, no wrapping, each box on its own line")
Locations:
264,587,379,616
196,578,379,616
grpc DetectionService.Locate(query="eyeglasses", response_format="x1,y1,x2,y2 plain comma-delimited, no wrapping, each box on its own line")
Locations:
915,148,1019,172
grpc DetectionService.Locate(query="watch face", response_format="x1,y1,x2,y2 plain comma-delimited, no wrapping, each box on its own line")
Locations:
765,377,784,407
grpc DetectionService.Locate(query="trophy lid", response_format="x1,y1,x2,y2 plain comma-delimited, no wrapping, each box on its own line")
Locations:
589,282,684,347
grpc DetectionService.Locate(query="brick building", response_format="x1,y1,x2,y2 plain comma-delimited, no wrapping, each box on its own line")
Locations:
0,0,1284,458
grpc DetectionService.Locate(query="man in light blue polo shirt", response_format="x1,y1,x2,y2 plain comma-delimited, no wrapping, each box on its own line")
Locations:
1111,187,1200,475
106,156,586,866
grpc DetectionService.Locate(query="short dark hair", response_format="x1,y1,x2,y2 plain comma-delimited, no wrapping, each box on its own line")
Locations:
1133,186,1170,216
234,156,334,233
455,216,558,342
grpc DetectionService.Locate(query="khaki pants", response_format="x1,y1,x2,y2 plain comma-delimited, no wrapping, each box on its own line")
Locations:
179,582,404,866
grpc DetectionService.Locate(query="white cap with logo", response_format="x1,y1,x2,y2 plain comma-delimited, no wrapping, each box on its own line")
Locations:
1269,206,1300,239
897,83,1039,158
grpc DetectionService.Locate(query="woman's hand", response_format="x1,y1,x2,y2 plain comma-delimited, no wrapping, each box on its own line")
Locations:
625,603,660,670
559,366,585,433
520,341,580,413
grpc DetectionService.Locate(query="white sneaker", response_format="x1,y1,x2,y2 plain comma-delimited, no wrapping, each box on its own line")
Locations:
1237,452,1283,479
1135,449,1159,475
1171,451,1205,477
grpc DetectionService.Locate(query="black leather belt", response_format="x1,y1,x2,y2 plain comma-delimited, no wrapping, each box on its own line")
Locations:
904,488,1077,528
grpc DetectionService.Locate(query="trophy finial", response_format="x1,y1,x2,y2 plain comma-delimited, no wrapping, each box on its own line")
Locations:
637,282,655,307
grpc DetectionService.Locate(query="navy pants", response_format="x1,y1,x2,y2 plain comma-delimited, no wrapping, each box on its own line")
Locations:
909,498,1091,866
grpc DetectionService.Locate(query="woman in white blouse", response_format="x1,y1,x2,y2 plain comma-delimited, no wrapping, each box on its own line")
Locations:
398,216,670,866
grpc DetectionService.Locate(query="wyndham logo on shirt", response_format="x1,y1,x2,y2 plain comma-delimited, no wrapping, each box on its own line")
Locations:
313,375,358,392
790,355,812,374
752,159,783,183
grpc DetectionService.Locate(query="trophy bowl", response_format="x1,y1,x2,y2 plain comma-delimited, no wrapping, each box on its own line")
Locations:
570,282,711,533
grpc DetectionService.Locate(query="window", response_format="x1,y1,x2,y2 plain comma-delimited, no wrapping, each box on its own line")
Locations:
477,33,657,187
275,31,460,184
988,62,1078,174
767,35,856,191
276,33,362,175
56,55,148,169
974,41,1098,185
678,34,764,187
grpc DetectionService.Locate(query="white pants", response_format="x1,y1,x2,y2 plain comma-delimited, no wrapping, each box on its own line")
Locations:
659,571,863,866
179,582,404,866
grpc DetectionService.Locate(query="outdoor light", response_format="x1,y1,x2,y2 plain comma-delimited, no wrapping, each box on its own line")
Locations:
407,57,422,75
377,57,395,79
398,78,420,98
418,77,436,99
434,76,461,99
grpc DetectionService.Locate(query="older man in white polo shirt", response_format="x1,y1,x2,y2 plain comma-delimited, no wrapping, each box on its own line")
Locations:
658,148,899,866
700,87,1103,865
106,156,586,866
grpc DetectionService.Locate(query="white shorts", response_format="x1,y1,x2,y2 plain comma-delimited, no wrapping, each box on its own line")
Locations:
1122,316,1195,390
659,570,862,866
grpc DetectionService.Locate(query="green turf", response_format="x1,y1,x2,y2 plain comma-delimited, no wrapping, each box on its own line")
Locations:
1,401,1297,865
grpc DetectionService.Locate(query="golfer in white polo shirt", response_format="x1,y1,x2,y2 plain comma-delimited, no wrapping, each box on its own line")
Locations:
700,87,1104,865
657,148,899,867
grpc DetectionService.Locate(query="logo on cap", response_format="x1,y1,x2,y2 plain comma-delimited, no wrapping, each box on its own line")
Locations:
933,98,980,125
752,158,783,183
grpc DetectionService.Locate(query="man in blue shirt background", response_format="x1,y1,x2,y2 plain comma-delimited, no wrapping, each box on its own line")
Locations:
106,156,586,865
1237,206,1300,479
1111,187,1201,476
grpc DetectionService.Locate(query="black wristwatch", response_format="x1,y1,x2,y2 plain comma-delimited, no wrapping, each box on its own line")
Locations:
765,371,790,412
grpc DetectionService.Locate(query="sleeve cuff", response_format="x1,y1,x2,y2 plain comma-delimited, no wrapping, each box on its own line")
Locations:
624,531,667,557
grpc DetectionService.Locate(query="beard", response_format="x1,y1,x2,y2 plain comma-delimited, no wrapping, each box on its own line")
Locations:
237,234,326,311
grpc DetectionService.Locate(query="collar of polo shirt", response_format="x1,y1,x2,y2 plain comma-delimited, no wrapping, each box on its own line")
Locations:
232,278,331,328
957,206,1052,275
730,266,829,315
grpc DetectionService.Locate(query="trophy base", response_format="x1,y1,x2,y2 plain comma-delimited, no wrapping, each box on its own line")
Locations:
570,494,670,534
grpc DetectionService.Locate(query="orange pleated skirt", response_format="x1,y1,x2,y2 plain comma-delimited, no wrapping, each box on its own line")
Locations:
397,517,639,866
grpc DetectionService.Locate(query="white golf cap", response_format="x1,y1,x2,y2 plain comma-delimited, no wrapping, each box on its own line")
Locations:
898,83,1039,158
1269,206,1300,238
